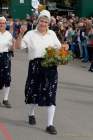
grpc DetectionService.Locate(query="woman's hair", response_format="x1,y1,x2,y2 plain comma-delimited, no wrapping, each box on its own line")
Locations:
0,16,6,22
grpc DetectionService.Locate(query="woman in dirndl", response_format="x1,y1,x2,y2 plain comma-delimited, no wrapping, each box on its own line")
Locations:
0,16,14,108
15,10,61,134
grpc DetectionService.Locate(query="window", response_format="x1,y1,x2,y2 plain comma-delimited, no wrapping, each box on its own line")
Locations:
20,0,24,4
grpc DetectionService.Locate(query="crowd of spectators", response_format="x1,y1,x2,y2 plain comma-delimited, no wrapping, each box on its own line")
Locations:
5,14,93,72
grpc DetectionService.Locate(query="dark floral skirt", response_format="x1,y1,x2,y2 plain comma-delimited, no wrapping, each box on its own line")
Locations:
25,58,58,106
0,52,11,89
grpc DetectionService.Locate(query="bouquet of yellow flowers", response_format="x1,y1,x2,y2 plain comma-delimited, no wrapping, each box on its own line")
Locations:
42,45,73,67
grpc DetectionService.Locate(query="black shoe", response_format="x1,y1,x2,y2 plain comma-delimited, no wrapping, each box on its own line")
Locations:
88,69,93,72
81,60,88,63
2,100,12,108
29,115,36,125
80,57,83,59
46,125,57,135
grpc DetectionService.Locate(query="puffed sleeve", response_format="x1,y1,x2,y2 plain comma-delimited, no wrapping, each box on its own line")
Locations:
8,32,13,48
21,31,31,49
52,30,61,49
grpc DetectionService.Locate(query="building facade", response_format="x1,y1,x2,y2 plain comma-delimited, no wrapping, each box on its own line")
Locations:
79,0,93,17
9,0,32,19
0,0,93,19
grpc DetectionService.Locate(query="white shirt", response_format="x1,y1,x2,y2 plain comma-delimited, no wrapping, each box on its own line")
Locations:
21,29,61,60
0,31,13,53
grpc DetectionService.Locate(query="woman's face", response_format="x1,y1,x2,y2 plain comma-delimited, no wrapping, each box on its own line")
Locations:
37,17,49,33
0,20,6,31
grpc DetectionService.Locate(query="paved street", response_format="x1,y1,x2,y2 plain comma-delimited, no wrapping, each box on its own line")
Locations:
0,50,93,140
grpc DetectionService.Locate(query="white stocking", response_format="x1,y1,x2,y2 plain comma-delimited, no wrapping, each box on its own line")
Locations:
3,87,10,101
47,105,56,126
28,104,37,116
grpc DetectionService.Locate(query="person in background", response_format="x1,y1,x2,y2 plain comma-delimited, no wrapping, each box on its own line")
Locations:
79,22,88,62
87,24,93,72
15,10,61,135
13,19,21,39
0,16,14,108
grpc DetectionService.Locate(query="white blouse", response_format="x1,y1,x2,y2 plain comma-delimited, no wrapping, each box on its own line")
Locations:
0,31,13,53
21,29,61,60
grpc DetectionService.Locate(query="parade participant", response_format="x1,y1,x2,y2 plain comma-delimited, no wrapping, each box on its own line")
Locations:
0,16,14,108
15,10,61,134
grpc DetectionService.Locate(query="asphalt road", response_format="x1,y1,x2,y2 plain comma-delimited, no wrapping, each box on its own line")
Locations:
0,50,93,140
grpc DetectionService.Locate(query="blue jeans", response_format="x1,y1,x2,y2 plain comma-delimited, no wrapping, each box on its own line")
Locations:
81,40,88,61
70,42,80,58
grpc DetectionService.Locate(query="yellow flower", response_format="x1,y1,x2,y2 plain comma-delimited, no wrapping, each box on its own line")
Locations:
42,46,73,67
47,47,56,57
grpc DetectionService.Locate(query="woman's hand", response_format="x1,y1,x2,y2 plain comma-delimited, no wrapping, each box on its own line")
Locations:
20,24,27,36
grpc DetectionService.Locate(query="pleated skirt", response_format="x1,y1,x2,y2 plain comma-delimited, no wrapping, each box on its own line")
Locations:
25,58,58,106
0,52,11,89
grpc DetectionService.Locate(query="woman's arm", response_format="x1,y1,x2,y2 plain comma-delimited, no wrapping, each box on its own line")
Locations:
14,34,23,49
14,24,27,49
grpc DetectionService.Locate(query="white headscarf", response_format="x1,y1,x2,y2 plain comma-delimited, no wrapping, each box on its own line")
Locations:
38,10,51,22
